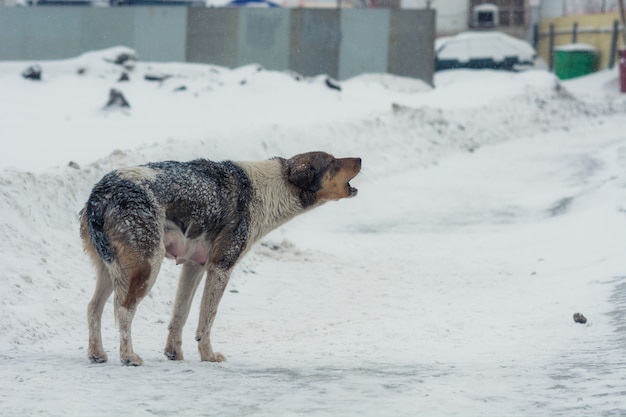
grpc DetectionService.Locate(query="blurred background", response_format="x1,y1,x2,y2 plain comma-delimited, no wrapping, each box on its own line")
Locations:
1,0,625,85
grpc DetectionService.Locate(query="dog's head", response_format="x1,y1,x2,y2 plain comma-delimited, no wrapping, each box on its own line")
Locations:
285,152,361,207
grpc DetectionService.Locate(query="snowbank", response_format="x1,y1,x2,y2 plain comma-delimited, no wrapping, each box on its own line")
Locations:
2,47,626,416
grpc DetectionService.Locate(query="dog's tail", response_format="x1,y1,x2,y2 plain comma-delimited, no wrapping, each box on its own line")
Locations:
81,199,115,264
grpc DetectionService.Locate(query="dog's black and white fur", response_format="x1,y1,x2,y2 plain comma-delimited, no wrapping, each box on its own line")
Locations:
80,151,361,366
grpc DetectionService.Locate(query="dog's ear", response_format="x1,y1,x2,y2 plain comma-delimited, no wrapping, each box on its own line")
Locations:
286,158,318,190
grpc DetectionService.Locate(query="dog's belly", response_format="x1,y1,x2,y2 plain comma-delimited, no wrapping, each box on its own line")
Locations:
164,225,211,266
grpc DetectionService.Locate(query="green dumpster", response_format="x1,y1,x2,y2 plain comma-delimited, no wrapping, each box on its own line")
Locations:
554,43,597,80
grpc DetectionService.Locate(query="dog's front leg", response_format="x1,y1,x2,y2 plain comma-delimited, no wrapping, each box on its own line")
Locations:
195,266,231,362
164,262,205,361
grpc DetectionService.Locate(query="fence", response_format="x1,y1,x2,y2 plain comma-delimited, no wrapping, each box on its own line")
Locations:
0,7,435,82
536,12,624,71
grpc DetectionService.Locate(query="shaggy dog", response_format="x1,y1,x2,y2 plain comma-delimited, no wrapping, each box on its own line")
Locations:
80,152,361,366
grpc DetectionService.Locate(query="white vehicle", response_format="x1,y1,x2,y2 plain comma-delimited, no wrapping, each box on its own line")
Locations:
436,31,536,71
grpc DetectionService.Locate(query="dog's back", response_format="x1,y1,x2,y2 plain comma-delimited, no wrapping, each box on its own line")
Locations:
81,160,253,269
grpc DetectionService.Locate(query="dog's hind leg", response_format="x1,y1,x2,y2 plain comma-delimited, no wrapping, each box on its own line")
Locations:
196,266,231,362
114,256,161,366
87,261,113,363
164,262,205,361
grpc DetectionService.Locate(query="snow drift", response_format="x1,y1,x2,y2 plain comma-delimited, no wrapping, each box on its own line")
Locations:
1,46,626,416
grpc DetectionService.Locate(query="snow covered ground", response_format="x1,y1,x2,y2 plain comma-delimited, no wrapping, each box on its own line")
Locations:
1,46,626,416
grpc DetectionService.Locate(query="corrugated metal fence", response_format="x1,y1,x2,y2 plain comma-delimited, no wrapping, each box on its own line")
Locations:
0,7,435,82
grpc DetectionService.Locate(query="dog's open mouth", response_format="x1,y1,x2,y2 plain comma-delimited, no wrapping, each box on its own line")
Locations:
348,182,358,197
344,157,361,198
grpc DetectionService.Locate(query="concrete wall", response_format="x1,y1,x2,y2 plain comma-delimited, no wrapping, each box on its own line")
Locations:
288,9,341,78
0,7,187,62
238,8,290,71
0,7,434,82
387,9,434,82
186,8,238,67
339,9,389,79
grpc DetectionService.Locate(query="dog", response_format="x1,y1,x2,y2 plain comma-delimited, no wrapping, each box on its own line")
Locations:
80,151,361,366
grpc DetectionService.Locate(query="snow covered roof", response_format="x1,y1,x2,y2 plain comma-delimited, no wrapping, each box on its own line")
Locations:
554,43,598,52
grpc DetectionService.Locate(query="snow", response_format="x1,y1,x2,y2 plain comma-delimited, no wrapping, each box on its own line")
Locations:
1,46,626,416
554,43,598,53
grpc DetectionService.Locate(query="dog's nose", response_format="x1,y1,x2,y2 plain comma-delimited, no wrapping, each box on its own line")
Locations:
356,158,362,168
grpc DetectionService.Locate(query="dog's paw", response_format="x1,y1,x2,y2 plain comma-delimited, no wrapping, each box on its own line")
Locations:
209,352,227,363
164,348,184,361
88,352,108,364
198,337,227,362
120,353,143,366
201,351,227,363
